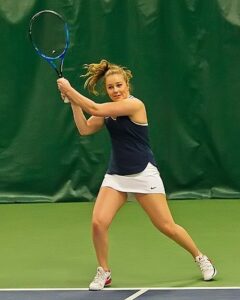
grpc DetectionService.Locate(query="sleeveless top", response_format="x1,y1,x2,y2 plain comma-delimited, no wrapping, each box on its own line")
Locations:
104,99,157,175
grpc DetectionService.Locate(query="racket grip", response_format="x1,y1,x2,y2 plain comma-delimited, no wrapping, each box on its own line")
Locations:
63,97,70,104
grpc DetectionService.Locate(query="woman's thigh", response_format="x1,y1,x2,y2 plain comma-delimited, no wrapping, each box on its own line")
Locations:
92,187,128,227
134,193,175,227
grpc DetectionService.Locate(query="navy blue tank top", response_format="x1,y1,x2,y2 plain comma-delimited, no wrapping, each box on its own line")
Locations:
105,115,157,175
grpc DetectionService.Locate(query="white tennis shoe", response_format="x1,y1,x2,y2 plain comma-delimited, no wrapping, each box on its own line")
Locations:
89,267,112,291
195,255,217,281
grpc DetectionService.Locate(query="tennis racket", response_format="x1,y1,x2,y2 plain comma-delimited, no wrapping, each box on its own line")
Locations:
29,10,70,103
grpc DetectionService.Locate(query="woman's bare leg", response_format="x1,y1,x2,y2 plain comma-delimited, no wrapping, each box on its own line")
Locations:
135,193,201,258
92,187,127,270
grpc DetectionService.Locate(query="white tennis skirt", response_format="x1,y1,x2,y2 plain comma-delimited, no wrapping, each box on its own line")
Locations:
101,163,165,194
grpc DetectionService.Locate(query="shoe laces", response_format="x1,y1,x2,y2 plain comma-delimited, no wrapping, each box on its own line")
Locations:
198,256,213,272
93,267,108,283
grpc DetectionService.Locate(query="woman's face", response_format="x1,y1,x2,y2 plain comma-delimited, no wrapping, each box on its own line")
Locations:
105,73,130,101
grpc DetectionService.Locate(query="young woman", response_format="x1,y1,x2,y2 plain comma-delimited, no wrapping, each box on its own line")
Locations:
57,59,217,290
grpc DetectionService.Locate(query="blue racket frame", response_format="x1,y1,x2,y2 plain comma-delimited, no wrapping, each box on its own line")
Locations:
29,10,70,78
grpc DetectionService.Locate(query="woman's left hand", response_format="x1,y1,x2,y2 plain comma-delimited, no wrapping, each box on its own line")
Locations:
57,78,72,94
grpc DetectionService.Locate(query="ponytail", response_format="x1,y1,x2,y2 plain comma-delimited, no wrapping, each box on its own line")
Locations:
82,59,132,95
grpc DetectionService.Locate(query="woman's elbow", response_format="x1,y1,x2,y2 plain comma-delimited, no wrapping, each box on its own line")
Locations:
78,128,91,136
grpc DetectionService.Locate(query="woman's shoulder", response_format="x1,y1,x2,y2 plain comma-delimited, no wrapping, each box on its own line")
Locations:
129,95,145,106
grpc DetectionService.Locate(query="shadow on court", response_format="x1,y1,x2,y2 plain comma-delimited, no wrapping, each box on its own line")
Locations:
0,289,239,300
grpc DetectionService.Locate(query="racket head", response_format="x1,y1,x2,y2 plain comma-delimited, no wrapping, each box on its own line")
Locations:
29,10,69,75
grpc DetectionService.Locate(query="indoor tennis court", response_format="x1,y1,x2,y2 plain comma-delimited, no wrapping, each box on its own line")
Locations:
1,0,240,299
0,200,239,298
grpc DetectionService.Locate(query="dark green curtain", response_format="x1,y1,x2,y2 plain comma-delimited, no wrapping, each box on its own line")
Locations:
0,0,240,202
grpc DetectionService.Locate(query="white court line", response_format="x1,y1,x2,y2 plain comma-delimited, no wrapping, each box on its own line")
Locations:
0,287,239,291
124,289,148,300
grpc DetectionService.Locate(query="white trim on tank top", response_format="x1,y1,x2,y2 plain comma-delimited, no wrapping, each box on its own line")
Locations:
105,95,148,125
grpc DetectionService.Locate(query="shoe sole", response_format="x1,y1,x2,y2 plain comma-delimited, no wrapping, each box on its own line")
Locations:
89,278,112,291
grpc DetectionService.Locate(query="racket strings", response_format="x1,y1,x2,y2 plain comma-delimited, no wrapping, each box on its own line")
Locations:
30,13,68,59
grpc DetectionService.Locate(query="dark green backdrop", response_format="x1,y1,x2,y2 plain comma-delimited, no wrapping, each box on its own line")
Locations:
0,0,240,202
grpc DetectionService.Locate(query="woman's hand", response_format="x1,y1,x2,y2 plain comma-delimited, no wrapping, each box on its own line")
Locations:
57,78,72,103
57,78,72,95
60,92,67,101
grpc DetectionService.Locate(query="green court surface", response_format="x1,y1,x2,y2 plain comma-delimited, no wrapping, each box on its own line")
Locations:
0,200,239,288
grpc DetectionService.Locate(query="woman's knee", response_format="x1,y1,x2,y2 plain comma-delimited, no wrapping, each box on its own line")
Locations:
154,221,178,238
92,216,110,233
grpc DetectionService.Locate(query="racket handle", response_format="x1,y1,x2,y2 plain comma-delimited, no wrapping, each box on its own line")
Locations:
63,97,70,104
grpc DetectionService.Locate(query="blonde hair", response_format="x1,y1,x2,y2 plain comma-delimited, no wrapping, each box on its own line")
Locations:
82,59,133,95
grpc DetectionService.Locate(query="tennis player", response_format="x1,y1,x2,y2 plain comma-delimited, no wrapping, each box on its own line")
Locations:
57,59,217,290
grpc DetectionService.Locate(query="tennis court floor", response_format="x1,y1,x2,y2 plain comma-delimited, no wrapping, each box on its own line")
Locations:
0,288,239,300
